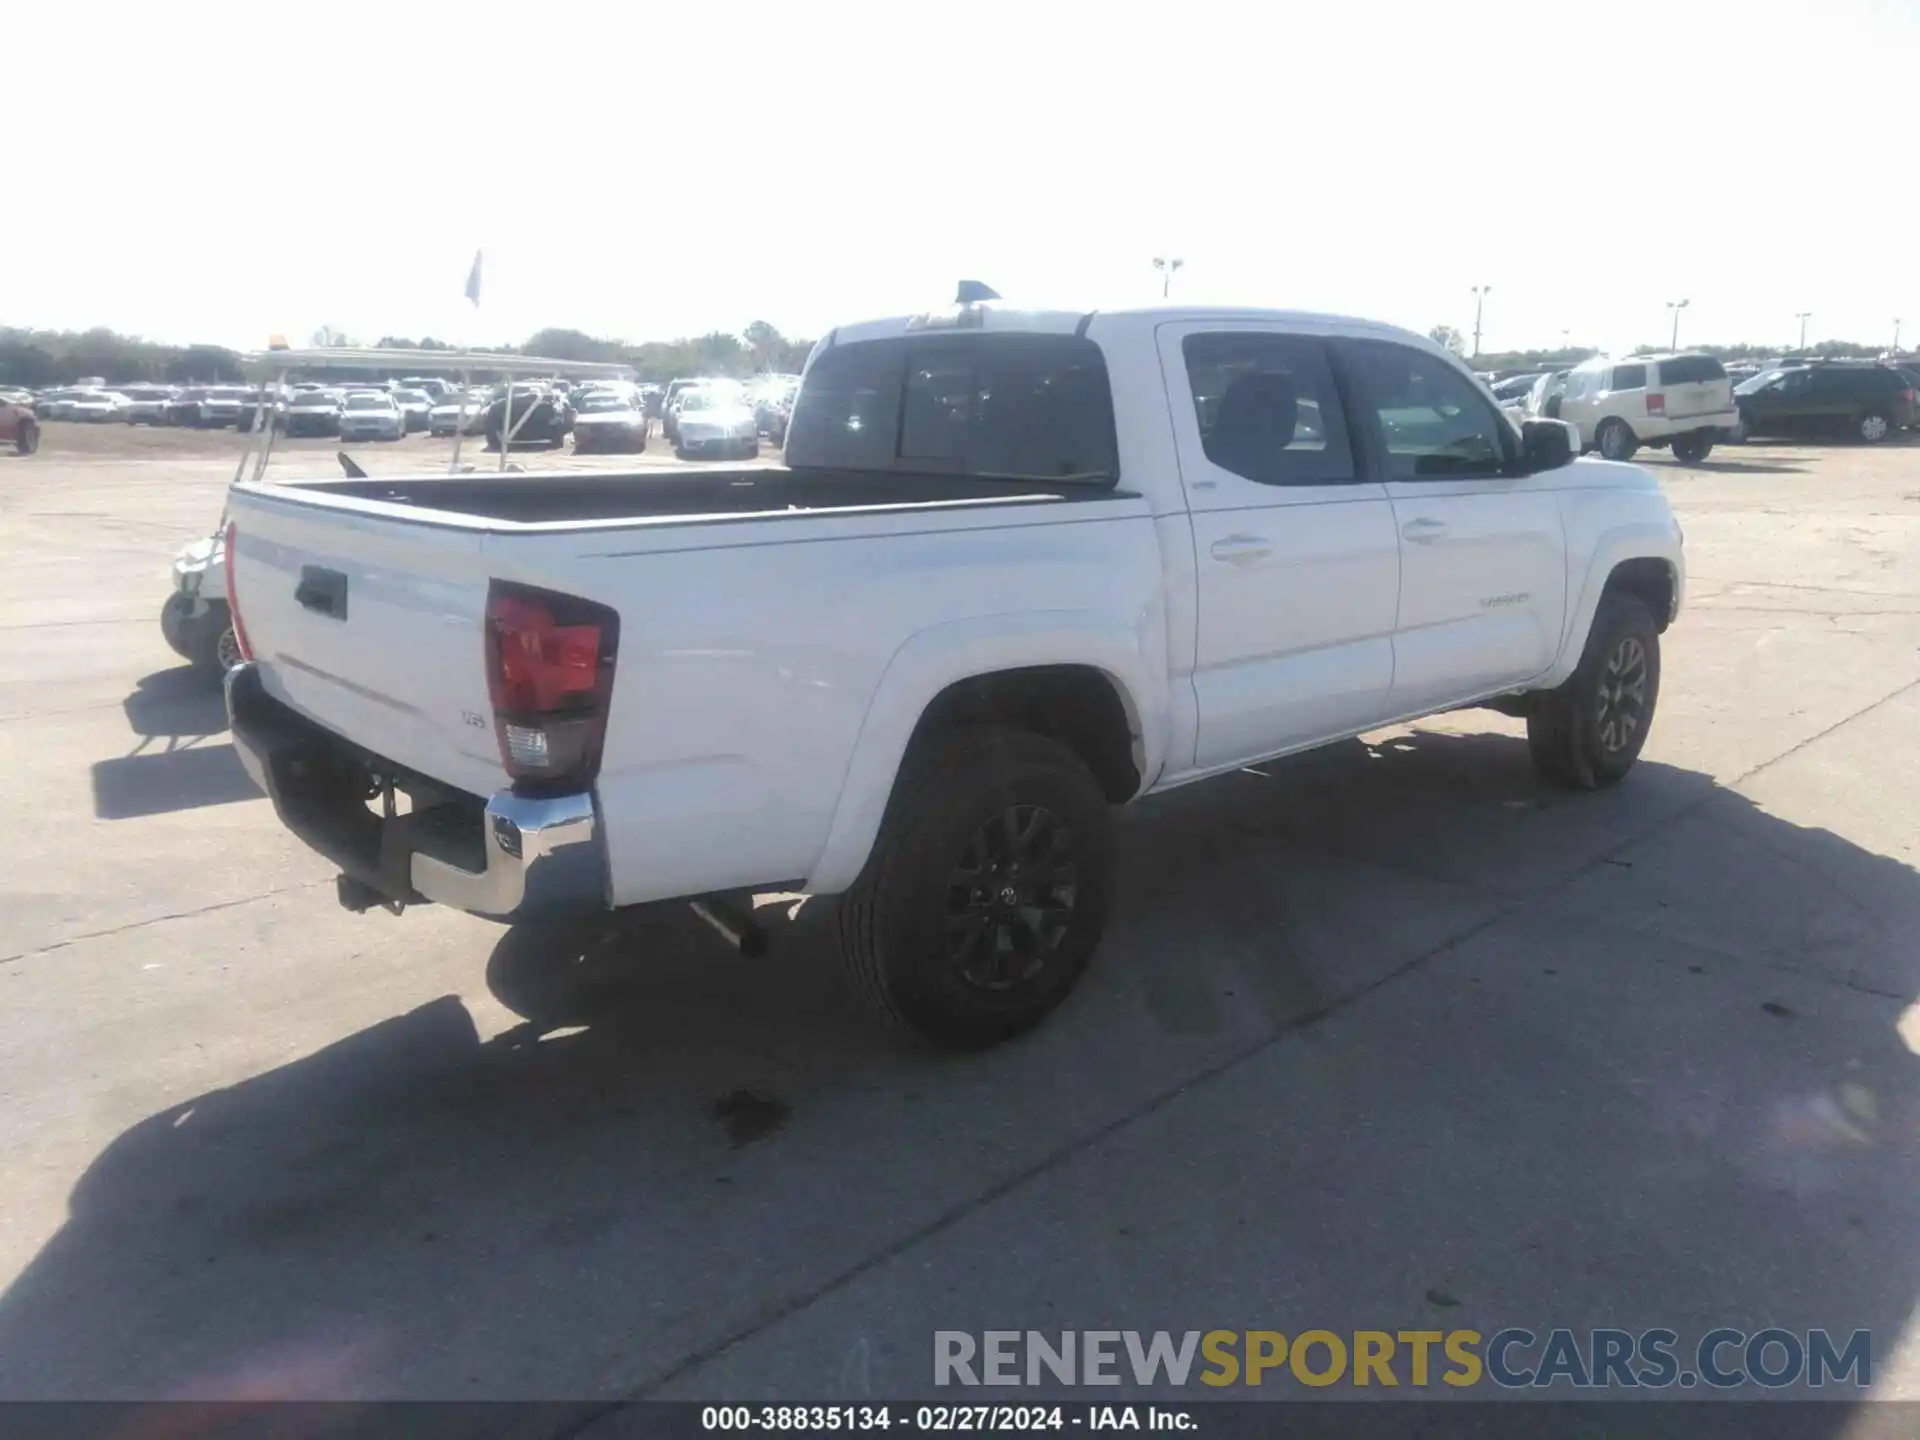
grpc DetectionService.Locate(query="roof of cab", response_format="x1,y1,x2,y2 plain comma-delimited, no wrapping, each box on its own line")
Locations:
828,304,1442,352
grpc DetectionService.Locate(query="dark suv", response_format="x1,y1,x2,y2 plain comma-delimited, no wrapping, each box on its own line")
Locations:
1732,363,1916,444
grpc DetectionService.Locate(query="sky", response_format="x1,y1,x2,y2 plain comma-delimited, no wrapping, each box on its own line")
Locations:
4,0,1917,358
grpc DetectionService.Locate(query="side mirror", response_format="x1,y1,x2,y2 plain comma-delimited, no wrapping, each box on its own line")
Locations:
1520,418,1575,473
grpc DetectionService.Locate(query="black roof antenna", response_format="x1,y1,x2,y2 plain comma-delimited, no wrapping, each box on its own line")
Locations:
954,280,1001,306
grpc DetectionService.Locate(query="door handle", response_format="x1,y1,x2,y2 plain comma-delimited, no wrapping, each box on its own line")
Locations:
1400,518,1449,544
1209,534,1273,566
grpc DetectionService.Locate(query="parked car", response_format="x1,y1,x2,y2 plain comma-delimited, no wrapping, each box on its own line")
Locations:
399,377,457,401
282,389,345,437
672,385,759,459
37,388,90,420
68,391,131,422
571,389,650,453
1,397,38,454
390,389,433,433
121,385,178,424
336,390,406,441
221,302,1683,1050
752,376,800,442
483,384,569,450
1730,363,1917,444
1524,370,1571,421
160,389,198,425
196,386,253,428
1557,353,1737,464
661,376,718,443
160,531,240,674
1489,373,1543,405
427,393,487,437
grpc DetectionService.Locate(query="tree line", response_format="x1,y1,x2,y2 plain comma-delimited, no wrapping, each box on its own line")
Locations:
0,321,817,389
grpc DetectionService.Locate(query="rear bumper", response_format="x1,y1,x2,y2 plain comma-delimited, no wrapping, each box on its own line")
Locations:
226,662,607,922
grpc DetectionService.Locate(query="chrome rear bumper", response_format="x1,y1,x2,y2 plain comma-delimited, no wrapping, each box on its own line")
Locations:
226,662,607,921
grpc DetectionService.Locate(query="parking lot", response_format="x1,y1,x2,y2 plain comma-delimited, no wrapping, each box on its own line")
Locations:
2,424,1919,1414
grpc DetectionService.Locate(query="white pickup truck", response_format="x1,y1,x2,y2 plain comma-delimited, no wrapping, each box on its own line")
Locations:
223,303,1684,1049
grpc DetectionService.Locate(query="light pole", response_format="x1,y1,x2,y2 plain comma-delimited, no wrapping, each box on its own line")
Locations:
1666,299,1690,350
1795,312,1811,351
1895,318,1903,355
1152,257,1184,299
1470,285,1492,359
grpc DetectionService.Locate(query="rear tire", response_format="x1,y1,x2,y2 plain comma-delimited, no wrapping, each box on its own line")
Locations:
837,726,1114,1050
1595,417,1638,462
1671,432,1714,465
1527,594,1661,790
1857,410,1891,444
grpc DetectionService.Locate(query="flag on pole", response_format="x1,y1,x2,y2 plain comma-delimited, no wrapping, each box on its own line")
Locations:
464,250,484,307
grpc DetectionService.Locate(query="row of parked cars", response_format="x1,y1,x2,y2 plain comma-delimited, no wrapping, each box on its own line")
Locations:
1488,353,1919,463
7,370,806,461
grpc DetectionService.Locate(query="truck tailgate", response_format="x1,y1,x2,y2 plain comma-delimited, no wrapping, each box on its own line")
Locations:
226,491,508,799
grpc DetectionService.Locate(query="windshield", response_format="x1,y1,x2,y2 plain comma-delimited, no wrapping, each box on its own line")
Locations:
394,391,428,404
1736,369,1790,395
295,393,338,407
345,394,391,411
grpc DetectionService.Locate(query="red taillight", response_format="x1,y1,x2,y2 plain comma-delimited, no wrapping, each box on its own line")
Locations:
483,580,619,790
223,520,253,661
1903,388,1917,404
1646,393,1666,416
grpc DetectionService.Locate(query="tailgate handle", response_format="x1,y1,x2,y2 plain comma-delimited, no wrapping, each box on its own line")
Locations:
294,566,349,621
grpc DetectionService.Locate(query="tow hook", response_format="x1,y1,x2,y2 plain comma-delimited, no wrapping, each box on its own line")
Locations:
336,873,405,916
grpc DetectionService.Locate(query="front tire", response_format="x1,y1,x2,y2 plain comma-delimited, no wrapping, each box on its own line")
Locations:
837,727,1114,1050
1527,594,1661,789
15,420,39,455
187,601,235,674
1671,432,1714,465
1857,410,1892,444
1595,417,1638,462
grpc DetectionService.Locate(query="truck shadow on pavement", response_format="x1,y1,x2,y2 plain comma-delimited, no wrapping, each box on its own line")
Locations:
90,668,257,821
4,726,1918,1414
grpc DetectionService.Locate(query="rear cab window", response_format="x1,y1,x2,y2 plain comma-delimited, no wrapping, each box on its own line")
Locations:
786,332,1119,483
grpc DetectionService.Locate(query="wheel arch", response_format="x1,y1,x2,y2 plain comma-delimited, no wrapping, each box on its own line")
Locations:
1541,530,1683,689
804,615,1167,895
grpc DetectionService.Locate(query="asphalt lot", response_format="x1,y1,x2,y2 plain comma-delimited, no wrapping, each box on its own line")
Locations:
2,421,1919,1420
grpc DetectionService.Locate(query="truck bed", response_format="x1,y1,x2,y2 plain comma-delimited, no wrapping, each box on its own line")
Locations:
299,466,1120,525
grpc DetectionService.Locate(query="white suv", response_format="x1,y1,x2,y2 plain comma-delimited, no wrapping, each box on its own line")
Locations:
1559,353,1738,465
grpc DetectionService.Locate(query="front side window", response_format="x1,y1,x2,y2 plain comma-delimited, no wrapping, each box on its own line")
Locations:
1179,332,1354,486
1609,364,1648,391
1342,341,1510,480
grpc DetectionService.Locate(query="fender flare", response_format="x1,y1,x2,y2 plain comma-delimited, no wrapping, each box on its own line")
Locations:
803,611,1167,894
1542,525,1683,688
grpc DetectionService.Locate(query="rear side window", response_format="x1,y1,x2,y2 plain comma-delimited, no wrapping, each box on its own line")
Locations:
787,334,1118,481
1656,355,1726,385
1179,332,1354,486
1609,364,1648,391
